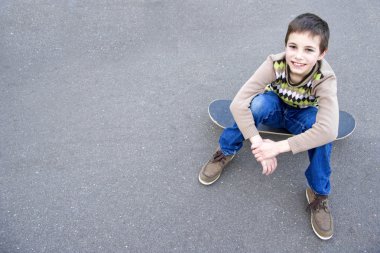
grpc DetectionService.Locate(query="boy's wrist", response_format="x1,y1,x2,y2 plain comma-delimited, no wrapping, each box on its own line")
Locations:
277,140,291,154
250,135,263,145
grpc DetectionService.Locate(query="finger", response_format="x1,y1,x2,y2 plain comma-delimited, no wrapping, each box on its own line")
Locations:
269,163,274,175
256,155,264,162
264,164,269,175
262,162,267,175
270,159,277,174
254,150,262,158
266,161,272,175
269,159,276,174
267,162,273,175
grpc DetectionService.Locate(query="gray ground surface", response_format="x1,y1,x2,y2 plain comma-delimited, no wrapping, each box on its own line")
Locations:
1,1,379,252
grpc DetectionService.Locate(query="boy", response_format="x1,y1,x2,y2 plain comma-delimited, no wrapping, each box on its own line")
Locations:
198,13,338,240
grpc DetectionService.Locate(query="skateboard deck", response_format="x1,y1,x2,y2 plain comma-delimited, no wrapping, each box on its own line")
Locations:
208,99,355,140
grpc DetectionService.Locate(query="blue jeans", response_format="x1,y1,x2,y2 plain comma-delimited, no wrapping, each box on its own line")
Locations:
219,91,332,195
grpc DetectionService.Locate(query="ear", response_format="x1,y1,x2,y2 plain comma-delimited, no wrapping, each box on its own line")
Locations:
318,49,328,60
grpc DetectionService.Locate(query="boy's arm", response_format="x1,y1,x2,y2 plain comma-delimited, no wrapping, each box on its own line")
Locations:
230,54,277,140
249,135,279,175
287,76,339,154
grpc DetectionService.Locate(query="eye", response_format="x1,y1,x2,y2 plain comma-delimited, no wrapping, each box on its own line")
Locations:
306,48,315,52
288,45,296,49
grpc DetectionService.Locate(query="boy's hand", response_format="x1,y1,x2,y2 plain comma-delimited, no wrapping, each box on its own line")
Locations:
260,157,277,176
251,139,280,162
250,137,278,175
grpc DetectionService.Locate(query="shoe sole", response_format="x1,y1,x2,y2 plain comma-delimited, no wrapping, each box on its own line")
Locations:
198,173,221,186
306,189,333,240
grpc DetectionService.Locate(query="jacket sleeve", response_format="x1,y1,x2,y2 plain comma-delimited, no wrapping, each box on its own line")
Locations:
230,55,276,140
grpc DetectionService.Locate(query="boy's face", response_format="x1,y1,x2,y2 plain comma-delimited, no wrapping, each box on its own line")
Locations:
285,32,326,83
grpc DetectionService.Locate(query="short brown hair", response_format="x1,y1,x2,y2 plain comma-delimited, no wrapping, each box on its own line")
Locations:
285,13,330,53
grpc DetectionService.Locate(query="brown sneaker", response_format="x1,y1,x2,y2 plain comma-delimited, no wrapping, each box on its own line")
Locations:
306,187,334,240
198,149,235,185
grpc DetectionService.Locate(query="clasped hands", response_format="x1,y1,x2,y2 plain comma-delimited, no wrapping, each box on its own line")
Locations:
249,135,290,176
251,139,279,175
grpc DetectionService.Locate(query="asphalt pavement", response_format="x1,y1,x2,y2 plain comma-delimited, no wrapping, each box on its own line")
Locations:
1,1,379,252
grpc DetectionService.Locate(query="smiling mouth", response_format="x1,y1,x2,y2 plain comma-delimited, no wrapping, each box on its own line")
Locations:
292,61,306,67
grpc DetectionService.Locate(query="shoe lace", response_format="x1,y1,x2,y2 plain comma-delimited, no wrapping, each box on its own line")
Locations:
306,195,329,213
211,150,227,164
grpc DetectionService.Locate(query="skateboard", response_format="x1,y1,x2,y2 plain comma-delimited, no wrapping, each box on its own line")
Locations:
208,99,356,140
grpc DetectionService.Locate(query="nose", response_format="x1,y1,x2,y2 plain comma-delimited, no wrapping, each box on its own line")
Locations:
295,50,302,60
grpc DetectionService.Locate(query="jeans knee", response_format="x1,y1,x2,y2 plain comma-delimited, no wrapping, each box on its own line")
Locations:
250,96,265,114
250,93,275,113
250,92,280,123
301,114,317,132
307,114,317,128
